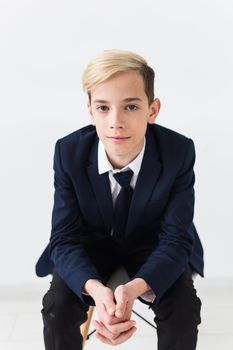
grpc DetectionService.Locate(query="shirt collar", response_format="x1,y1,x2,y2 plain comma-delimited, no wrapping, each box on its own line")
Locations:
98,138,146,176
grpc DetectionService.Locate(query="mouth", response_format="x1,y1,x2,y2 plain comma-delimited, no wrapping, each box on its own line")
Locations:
107,136,130,140
107,136,130,143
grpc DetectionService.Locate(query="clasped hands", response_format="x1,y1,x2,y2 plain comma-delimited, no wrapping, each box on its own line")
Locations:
84,278,150,346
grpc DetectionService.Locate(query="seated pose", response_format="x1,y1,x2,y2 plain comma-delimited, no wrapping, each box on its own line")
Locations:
36,49,204,350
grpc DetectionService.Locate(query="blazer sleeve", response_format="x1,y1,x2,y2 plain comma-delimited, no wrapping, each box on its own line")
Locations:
134,138,197,302
49,139,100,304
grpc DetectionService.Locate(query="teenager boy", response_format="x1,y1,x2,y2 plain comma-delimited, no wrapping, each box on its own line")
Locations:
36,49,204,350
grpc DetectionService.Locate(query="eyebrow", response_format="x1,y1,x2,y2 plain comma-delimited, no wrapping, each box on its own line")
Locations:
92,97,143,104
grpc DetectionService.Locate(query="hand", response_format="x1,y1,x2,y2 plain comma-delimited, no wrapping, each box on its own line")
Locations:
114,283,135,319
84,279,116,321
94,319,137,346
114,278,151,319
93,286,136,344
84,279,136,343
84,277,151,345
96,277,151,344
93,283,137,345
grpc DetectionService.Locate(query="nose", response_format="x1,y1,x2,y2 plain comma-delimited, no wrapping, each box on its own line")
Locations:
109,109,124,129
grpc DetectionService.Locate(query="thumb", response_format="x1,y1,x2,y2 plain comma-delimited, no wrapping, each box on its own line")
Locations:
115,295,127,319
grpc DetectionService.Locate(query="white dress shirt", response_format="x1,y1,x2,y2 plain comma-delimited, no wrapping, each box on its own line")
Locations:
98,138,145,206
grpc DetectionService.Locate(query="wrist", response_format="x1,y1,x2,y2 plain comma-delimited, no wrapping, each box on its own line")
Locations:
125,278,151,299
84,279,104,298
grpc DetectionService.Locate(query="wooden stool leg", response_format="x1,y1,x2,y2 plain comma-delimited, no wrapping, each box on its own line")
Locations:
81,306,94,348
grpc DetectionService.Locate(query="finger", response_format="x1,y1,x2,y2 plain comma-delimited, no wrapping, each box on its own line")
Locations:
111,326,137,345
115,295,127,319
95,331,113,345
107,319,136,334
108,320,136,334
93,320,119,340
94,319,136,341
95,326,137,346
103,297,116,316
98,302,115,323
115,303,126,319
123,300,133,320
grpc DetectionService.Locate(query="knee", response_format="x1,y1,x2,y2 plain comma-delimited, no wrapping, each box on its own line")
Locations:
173,293,201,334
155,293,202,336
41,290,88,329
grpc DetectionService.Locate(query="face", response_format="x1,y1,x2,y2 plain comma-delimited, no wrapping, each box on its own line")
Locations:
88,70,160,169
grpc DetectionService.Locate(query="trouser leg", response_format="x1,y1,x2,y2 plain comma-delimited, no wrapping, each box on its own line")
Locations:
151,265,202,350
41,270,89,350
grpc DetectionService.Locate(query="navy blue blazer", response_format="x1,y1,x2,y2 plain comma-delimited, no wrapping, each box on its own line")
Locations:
36,123,204,304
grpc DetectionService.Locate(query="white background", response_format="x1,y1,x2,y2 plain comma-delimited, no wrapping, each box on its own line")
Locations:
0,0,232,286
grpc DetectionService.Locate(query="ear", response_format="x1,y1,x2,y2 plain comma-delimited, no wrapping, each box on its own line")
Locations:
87,101,95,126
147,98,161,124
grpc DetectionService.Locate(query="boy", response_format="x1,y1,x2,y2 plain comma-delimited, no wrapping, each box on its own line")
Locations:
36,49,204,350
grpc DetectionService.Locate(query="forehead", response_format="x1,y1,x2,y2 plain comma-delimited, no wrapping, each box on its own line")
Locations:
91,71,147,102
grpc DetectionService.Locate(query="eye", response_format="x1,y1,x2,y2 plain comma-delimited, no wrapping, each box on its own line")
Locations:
97,105,109,112
126,104,138,111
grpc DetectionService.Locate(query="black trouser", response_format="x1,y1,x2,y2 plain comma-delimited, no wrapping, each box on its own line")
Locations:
41,266,201,350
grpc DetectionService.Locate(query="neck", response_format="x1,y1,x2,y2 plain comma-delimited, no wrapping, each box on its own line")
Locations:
107,156,132,169
103,138,145,170
107,144,144,169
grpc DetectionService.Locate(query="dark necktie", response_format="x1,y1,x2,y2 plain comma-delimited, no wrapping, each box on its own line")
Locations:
112,170,134,242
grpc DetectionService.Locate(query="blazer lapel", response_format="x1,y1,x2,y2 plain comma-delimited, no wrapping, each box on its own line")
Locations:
87,139,113,233
126,129,162,236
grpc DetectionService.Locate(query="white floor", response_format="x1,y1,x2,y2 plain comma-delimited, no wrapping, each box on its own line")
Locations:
0,277,233,350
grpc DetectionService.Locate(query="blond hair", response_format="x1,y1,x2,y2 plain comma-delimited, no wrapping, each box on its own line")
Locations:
82,49,155,105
